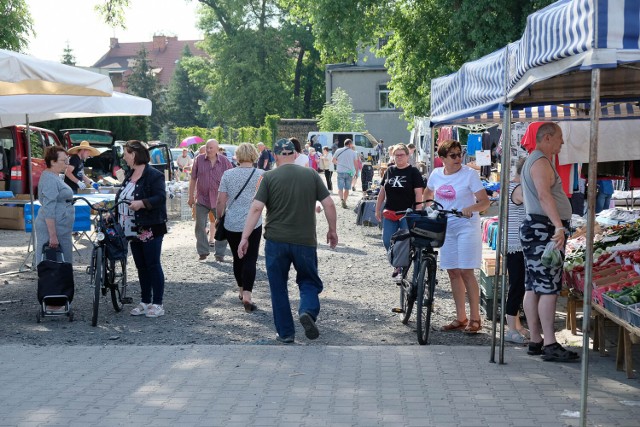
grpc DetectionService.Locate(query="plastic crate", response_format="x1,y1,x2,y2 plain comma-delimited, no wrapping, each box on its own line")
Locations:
628,304,640,328
602,294,629,320
180,193,192,221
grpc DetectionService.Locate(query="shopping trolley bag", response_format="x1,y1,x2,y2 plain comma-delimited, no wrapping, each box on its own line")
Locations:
37,244,75,305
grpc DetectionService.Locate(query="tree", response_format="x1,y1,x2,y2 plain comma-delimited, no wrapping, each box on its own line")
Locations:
95,0,130,30
165,45,207,128
60,42,76,65
0,0,34,52
317,88,365,132
125,46,164,139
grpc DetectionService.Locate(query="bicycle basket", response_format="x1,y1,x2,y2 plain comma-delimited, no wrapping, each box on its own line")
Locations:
104,222,128,261
405,213,448,248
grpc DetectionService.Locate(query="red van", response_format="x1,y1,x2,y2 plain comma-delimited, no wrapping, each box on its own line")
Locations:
0,125,63,195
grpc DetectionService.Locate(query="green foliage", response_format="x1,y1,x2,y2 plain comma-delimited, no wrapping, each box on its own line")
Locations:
174,125,273,147
263,114,279,145
317,88,365,132
165,45,207,128
0,0,34,52
60,43,76,65
95,0,130,30
126,46,165,139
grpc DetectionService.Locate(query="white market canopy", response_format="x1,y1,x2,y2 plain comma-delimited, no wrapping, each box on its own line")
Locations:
0,91,152,128
0,49,113,97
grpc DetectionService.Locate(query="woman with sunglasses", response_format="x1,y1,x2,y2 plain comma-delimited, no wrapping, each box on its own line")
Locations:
424,139,490,334
375,143,425,278
116,141,168,318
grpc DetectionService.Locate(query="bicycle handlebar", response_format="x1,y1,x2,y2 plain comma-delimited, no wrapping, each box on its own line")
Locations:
68,197,130,217
393,199,466,218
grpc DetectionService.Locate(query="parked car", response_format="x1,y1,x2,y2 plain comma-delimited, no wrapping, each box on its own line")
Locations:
148,142,174,180
306,131,378,159
218,144,238,166
170,148,194,171
0,125,63,195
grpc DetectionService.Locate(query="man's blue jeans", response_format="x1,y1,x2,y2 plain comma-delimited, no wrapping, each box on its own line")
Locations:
382,217,408,251
265,239,323,339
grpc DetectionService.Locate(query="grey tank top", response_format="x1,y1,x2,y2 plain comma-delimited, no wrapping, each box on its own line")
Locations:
521,150,572,221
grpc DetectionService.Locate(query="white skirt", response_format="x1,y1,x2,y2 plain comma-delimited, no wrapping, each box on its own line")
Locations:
438,217,482,270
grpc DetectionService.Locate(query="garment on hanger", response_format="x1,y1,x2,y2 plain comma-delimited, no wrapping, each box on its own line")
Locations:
467,133,482,156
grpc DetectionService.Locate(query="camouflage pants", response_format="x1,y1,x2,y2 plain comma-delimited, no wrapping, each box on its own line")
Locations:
519,214,568,295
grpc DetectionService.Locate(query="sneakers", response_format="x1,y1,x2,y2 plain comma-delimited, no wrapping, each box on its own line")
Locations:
130,302,149,316
299,312,320,340
541,342,580,362
145,304,165,318
504,330,528,344
527,341,543,355
276,335,294,344
214,255,225,262
341,199,348,209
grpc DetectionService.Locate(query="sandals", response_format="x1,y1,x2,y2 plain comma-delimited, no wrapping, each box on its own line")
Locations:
504,330,527,344
464,319,482,334
130,302,149,316
541,342,580,362
243,301,257,313
441,319,468,331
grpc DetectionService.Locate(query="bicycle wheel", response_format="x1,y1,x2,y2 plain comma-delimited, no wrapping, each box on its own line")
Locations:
417,255,437,345
108,258,127,312
91,247,103,327
401,255,419,325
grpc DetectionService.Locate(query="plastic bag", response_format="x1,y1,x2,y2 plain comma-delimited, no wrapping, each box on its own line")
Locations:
541,241,563,268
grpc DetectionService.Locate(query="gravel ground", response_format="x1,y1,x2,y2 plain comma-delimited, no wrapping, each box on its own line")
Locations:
0,190,576,348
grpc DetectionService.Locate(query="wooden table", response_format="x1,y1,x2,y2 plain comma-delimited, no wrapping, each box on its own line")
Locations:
592,303,640,378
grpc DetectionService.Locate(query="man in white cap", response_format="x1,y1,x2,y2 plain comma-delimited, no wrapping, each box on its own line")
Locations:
64,140,100,193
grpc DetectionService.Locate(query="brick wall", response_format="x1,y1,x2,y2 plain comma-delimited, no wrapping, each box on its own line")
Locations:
277,119,318,144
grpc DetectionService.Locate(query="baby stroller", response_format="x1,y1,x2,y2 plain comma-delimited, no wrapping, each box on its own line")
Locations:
36,243,75,322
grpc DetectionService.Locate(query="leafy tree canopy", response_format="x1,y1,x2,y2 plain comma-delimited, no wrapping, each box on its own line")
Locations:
317,88,365,132
0,0,34,52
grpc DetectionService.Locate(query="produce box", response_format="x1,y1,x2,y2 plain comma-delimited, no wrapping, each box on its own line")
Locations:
481,257,496,275
603,294,628,319
628,304,640,328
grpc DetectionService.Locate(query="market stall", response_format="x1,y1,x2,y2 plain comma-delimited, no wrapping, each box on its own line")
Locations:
429,0,640,423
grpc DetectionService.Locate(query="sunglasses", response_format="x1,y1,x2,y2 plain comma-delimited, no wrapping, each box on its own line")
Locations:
448,152,462,159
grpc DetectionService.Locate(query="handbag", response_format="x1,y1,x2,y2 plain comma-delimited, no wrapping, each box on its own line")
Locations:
214,168,257,241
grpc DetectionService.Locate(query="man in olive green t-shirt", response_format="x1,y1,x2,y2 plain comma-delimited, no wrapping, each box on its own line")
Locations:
239,138,338,344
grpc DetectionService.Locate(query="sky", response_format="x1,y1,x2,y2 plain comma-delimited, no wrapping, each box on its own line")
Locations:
25,0,204,66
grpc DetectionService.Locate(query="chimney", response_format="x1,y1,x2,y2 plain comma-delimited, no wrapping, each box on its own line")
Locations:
110,37,119,49
152,35,168,52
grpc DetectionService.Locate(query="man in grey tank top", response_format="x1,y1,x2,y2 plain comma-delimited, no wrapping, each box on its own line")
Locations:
520,123,579,362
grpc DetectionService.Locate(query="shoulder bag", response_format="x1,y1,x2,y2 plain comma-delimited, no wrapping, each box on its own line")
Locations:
214,168,257,241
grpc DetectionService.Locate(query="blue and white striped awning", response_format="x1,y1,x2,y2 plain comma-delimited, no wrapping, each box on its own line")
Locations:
433,102,640,126
431,0,640,125
430,48,507,126
508,0,640,103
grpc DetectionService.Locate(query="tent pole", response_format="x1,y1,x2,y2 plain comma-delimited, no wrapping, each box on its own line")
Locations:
20,115,36,272
579,67,600,427
490,104,511,364
430,126,436,174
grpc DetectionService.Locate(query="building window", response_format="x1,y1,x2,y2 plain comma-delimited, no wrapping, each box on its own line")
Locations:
109,72,124,88
377,36,389,50
379,85,396,111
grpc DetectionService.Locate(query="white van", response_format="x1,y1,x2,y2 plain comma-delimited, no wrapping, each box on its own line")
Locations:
307,131,378,159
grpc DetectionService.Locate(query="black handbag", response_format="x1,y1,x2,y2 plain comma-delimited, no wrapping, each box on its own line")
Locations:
37,244,75,304
214,168,257,241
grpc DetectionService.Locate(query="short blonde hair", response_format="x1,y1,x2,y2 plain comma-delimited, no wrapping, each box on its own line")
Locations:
393,143,409,156
236,142,259,163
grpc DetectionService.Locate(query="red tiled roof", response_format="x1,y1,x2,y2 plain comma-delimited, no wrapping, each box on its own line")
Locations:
92,36,207,87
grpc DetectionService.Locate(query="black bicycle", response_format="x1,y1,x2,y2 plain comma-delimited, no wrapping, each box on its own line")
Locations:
72,197,132,326
395,200,464,345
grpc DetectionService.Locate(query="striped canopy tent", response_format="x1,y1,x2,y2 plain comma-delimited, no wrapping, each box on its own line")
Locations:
428,1,640,423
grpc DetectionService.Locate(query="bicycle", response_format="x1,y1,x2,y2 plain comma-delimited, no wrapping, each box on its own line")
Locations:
72,197,132,326
394,200,464,345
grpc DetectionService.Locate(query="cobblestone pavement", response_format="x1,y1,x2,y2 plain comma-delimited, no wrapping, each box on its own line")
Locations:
0,344,639,426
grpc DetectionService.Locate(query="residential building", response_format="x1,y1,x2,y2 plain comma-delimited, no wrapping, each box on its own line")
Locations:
325,42,411,147
92,35,206,92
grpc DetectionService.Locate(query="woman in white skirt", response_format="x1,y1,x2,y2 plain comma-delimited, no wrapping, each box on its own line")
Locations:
424,139,490,334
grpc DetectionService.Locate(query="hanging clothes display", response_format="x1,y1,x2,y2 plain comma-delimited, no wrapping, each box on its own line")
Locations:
467,133,482,156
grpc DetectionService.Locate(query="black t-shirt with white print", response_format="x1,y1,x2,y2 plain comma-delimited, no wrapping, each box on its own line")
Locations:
381,165,424,211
